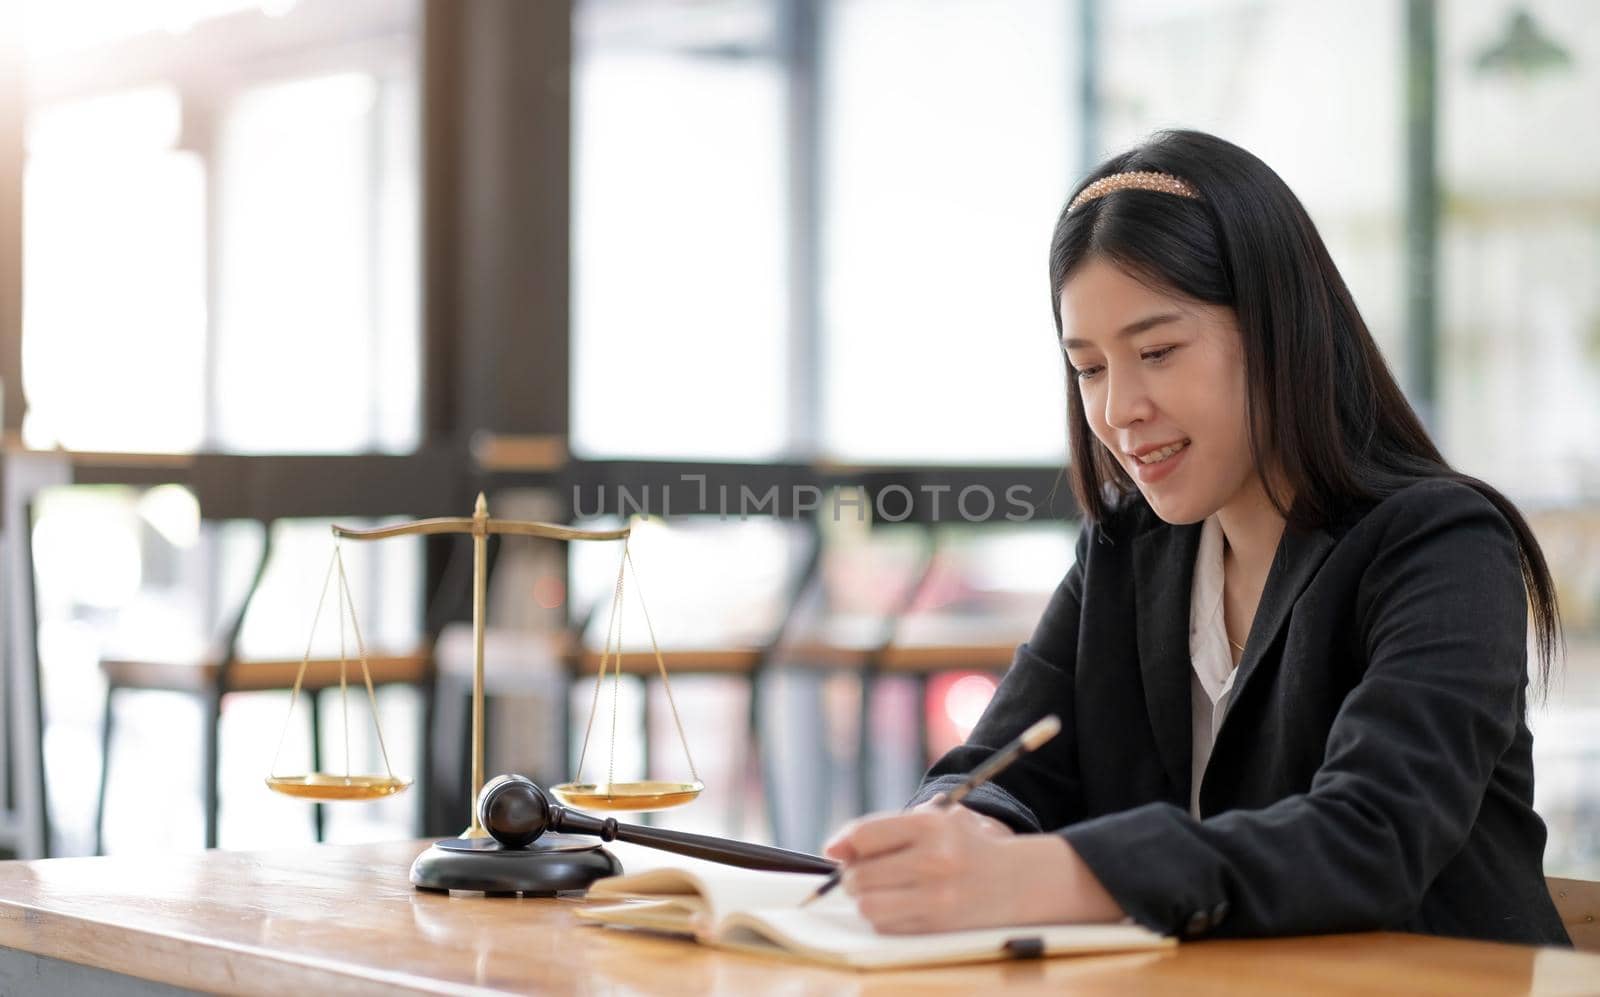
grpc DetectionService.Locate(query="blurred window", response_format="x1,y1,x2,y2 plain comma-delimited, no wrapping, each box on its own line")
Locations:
22,87,207,451
572,0,789,460
20,0,420,454
1437,1,1600,503
820,0,1078,464
212,70,419,453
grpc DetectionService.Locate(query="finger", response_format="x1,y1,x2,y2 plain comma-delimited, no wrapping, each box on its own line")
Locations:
840,845,940,894
822,815,876,861
832,812,936,861
823,840,855,862
910,792,949,812
824,814,900,862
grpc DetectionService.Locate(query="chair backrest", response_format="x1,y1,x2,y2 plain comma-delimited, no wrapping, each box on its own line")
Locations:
2,450,75,858
212,521,275,684
1547,876,1600,952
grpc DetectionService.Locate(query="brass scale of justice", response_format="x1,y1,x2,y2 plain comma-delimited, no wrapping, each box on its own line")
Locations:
264,495,832,894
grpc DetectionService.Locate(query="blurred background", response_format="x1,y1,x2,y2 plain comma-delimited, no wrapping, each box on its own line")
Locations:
0,0,1596,881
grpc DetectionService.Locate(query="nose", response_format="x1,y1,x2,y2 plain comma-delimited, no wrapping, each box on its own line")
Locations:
1101,363,1154,430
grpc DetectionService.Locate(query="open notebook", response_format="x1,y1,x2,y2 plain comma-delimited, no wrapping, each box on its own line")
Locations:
575,863,1173,971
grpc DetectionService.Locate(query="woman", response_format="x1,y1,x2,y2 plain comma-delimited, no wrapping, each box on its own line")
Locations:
824,130,1571,946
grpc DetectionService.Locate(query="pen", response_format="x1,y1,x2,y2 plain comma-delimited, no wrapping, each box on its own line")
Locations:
799,714,1062,907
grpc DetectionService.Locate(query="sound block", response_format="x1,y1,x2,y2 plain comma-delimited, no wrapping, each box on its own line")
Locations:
410,833,623,896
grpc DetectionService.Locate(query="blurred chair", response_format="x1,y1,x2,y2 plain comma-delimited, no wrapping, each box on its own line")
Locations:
566,523,823,835
1548,876,1600,952
756,523,936,839
563,641,765,775
94,521,435,852
875,636,1016,769
2,490,52,860
827,527,1037,813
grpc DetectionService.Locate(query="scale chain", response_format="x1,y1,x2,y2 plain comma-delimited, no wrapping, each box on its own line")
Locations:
338,548,350,777
269,545,341,779
266,542,400,785
625,545,700,784
335,547,399,781
607,547,626,794
573,542,627,788
569,534,701,793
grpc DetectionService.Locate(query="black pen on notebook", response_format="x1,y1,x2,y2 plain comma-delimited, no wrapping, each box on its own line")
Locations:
799,714,1063,908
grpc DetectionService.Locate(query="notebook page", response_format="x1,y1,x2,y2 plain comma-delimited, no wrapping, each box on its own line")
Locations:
586,862,829,924
719,906,1172,971
577,899,703,936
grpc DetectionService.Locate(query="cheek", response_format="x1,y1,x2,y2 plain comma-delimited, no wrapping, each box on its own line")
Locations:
1079,389,1117,447
1188,358,1252,470
1211,367,1251,443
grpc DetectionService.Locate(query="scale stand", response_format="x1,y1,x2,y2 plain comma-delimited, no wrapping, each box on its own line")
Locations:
330,495,635,895
275,494,713,894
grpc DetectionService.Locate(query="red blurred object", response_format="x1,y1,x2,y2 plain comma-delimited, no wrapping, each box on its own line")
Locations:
924,671,998,759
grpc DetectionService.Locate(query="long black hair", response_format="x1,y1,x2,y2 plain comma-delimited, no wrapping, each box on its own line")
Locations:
1048,129,1561,689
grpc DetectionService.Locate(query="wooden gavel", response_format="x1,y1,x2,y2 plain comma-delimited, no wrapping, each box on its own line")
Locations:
476,775,836,875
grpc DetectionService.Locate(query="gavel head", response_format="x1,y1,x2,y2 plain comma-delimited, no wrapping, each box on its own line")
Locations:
476,774,552,849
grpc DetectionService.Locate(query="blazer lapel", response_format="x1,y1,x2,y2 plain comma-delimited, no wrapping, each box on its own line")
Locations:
1132,522,1203,806
1226,520,1337,720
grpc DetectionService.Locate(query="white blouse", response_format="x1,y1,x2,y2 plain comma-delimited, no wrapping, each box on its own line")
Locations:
1189,514,1239,819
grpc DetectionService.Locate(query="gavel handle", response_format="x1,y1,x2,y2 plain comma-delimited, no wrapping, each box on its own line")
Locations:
611,824,837,875
549,807,836,875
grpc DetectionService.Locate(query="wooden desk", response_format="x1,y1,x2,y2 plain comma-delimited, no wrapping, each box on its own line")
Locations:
1,840,1596,995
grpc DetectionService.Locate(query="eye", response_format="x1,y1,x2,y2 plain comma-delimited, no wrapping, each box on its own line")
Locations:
1141,346,1177,364
1072,364,1102,382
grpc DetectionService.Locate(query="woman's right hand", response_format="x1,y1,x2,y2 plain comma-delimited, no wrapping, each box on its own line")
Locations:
820,801,1116,934
908,795,1014,837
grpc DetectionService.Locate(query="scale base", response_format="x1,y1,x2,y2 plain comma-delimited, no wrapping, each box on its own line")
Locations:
410,834,623,896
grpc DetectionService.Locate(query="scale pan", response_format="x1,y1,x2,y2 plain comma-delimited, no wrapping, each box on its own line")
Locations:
266,773,412,801
549,780,704,812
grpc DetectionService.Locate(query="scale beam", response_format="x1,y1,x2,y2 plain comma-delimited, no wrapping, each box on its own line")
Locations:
332,519,631,542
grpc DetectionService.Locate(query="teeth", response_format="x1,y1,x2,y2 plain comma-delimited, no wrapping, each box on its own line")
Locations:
1138,440,1189,464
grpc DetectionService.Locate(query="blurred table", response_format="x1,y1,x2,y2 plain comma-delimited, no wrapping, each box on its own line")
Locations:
1,839,1596,995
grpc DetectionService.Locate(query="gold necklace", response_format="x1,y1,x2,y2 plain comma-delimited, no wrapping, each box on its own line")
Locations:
1228,637,1246,654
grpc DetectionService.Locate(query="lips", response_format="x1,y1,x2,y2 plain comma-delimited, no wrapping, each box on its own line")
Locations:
1127,437,1191,486
1127,438,1190,464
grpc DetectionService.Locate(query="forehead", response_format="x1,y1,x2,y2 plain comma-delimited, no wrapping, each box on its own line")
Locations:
1058,258,1186,345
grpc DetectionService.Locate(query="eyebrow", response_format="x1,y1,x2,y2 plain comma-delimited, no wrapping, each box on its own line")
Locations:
1061,312,1184,350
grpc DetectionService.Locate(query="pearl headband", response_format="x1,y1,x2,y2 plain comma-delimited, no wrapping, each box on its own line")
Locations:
1068,170,1202,212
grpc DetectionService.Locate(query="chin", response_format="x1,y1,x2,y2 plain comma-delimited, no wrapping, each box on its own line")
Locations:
1139,490,1214,526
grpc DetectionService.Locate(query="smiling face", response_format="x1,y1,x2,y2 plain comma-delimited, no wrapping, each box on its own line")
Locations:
1059,256,1257,525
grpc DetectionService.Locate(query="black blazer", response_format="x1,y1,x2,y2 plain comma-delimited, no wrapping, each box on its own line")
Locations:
912,478,1570,945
